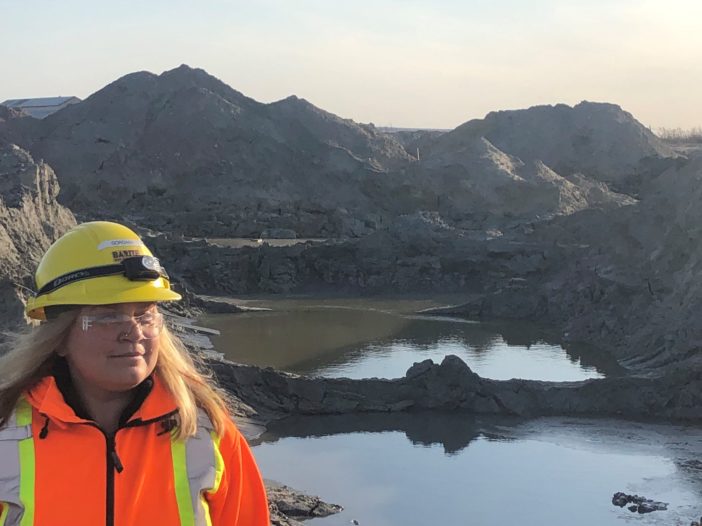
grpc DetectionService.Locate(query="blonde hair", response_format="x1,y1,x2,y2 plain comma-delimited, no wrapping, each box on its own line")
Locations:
0,310,231,440
154,325,232,439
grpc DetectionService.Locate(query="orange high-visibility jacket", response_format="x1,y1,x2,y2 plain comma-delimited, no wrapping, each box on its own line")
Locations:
0,373,270,526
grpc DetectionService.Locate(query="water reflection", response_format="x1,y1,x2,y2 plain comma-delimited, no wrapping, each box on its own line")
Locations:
254,414,702,526
258,411,519,454
204,302,622,381
206,307,412,369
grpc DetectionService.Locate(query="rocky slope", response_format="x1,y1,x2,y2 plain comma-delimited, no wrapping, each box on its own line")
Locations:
0,144,76,326
581,156,702,368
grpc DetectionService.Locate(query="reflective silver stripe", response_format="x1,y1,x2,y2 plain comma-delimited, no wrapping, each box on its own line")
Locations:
0,403,33,526
182,411,218,526
170,411,220,526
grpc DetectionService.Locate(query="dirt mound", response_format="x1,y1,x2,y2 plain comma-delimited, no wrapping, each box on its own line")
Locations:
8,67,667,237
396,136,636,228
268,96,411,170
16,65,412,236
429,101,677,185
11,67,657,239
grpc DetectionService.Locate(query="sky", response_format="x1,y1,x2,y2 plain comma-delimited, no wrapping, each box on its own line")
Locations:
1,0,701,130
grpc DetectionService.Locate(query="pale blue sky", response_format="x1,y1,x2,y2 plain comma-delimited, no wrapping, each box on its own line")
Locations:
1,0,701,129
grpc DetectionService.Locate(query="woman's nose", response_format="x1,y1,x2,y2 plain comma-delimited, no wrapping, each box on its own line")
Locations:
118,319,145,341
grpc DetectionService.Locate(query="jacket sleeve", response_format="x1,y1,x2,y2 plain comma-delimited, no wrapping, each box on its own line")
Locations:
206,419,270,526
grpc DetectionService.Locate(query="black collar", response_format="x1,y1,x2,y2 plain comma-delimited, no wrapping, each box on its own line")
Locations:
52,358,154,427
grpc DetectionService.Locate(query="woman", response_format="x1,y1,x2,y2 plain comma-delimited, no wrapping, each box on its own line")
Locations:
0,221,270,526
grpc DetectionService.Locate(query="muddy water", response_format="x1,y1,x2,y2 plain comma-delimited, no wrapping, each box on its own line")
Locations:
255,414,702,525
202,297,621,381
200,298,700,524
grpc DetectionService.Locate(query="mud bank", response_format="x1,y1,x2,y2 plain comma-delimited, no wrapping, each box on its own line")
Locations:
211,353,702,425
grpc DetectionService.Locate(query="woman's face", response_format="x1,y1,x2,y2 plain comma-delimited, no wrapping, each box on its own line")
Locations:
61,302,161,395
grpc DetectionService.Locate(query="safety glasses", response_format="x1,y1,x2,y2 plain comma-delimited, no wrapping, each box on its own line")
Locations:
80,310,164,340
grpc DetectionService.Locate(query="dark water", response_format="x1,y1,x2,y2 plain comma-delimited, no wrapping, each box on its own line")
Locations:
203,298,621,381
254,413,702,526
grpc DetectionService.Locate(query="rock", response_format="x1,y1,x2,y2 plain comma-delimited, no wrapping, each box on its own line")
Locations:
611,492,668,514
612,492,628,507
637,500,668,513
267,484,342,525
406,359,434,379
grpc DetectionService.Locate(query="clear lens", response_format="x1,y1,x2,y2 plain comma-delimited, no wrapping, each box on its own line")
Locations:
80,311,164,340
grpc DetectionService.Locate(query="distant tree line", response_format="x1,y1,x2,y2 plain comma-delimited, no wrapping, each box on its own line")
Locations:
655,126,702,143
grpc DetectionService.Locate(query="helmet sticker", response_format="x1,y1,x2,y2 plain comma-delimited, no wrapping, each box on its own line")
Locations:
112,249,145,262
97,239,146,251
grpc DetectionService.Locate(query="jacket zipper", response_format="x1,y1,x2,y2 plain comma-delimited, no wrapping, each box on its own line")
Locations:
82,410,178,526
106,433,116,526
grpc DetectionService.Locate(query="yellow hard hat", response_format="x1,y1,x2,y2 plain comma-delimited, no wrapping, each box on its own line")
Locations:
25,221,182,320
